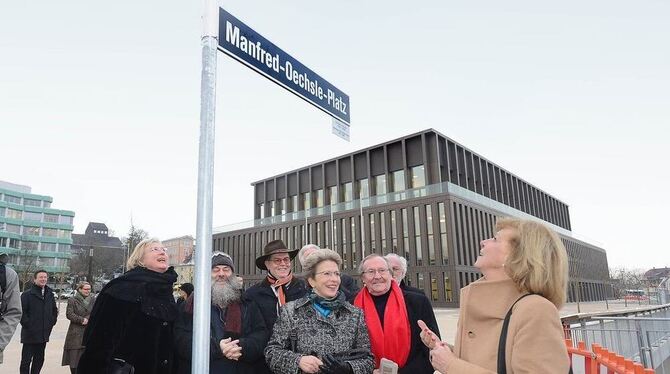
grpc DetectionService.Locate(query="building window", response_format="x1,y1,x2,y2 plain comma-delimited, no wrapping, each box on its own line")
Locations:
426,205,435,265
315,189,324,208
390,170,406,192
368,213,376,252
24,211,42,221
438,202,449,265
413,206,422,266
380,212,387,254
289,196,298,213
44,214,59,223
0,207,4,217
390,210,398,252
444,273,453,302
41,242,57,251
358,178,369,199
24,226,40,236
340,182,353,202
351,218,358,267
24,198,41,207
21,240,39,251
269,200,276,216
279,198,287,215
430,273,439,301
43,201,51,208
259,203,265,219
58,230,71,239
59,215,73,225
302,192,311,210
417,273,425,291
8,238,19,249
43,228,58,237
373,175,387,196
4,195,21,204
5,224,21,234
0,237,6,247
6,209,22,219
328,186,338,205
341,218,348,270
410,165,426,188
401,208,410,260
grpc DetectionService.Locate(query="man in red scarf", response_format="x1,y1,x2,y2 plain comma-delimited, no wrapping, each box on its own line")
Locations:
354,254,440,374
243,240,306,374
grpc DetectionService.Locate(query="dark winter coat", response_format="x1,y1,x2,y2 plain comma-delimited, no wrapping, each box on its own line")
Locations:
77,267,178,374
63,292,95,350
399,279,423,295
397,290,440,374
265,295,374,374
20,284,58,344
340,273,360,302
173,296,269,374
242,276,306,374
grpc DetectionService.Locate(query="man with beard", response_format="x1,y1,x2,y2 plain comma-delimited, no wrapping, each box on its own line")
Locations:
243,239,306,374
173,252,268,374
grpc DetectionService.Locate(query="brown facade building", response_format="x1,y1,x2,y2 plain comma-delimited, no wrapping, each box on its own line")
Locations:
213,129,610,307
163,235,195,266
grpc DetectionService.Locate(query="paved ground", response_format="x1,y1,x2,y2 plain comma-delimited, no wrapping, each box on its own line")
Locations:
0,299,654,374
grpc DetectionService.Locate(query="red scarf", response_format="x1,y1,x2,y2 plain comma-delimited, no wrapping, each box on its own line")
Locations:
354,281,411,368
267,273,293,306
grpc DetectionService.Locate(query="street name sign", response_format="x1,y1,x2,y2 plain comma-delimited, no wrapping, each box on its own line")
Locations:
217,8,351,126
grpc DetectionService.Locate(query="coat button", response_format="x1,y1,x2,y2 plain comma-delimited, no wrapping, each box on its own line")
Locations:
162,359,168,365
162,322,168,326
468,331,476,338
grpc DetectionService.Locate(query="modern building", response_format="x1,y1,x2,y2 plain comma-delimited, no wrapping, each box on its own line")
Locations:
212,129,611,307
163,235,195,266
71,222,124,279
0,180,75,282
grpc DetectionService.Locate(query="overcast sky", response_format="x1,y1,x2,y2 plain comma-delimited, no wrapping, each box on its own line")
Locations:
1,1,668,270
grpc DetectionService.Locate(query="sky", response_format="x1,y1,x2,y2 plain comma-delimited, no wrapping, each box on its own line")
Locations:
1,1,668,270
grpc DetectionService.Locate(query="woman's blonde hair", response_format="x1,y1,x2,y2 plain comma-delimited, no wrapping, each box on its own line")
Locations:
498,218,568,308
126,237,162,270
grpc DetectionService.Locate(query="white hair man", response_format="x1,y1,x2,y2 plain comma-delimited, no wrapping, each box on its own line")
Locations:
299,244,359,302
385,253,423,295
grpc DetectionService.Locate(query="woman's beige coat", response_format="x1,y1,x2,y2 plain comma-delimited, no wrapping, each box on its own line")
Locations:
446,278,570,373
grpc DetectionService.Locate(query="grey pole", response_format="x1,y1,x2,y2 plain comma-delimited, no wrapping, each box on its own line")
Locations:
192,1,218,373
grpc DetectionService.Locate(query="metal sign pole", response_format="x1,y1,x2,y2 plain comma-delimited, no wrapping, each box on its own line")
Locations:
192,0,218,373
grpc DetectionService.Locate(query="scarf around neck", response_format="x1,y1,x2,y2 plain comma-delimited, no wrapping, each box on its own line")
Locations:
75,290,92,307
308,289,346,317
267,273,293,307
354,281,411,368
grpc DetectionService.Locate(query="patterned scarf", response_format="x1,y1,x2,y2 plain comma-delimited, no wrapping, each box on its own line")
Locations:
308,289,346,317
75,290,92,307
354,281,411,368
267,273,293,307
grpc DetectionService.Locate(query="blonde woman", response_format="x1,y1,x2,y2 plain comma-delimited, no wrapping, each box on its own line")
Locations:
78,238,178,374
419,218,570,373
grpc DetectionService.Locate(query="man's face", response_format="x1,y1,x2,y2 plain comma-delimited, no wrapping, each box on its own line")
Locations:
361,257,392,296
34,272,48,287
211,265,233,283
265,253,291,279
387,257,404,283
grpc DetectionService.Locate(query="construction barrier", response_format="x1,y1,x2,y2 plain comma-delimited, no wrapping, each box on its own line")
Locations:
565,339,655,374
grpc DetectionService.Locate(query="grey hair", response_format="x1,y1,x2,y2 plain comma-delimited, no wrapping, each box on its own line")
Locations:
358,253,391,274
298,244,321,266
303,248,342,281
385,253,408,280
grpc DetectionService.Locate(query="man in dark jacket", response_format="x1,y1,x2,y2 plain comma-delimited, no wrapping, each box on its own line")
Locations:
385,253,423,295
243,240,306,373
20,269,58,374
174,252,268,374
298,244,359,302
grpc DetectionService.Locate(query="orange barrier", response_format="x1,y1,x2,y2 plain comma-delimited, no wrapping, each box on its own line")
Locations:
565,339,655,374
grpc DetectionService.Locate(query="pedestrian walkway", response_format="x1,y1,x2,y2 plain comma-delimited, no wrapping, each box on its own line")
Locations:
0,299,645,373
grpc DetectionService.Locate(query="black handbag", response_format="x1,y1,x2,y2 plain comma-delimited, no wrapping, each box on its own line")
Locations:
108,358,135,374
497,294,572,374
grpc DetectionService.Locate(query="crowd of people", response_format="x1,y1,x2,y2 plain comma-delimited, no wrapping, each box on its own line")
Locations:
0,217,572,374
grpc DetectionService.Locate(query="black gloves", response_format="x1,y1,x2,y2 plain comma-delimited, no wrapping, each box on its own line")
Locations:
320,354,353,374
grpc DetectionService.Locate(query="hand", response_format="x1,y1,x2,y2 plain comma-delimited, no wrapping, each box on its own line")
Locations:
298,355,323,373
321,353,353,374
372,369,381,374
418,319,440,349
82,318,89,326
429,343,456,373
219,337,242,360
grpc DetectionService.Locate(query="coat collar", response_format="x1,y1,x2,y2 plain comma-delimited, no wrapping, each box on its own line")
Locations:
461,278,524,320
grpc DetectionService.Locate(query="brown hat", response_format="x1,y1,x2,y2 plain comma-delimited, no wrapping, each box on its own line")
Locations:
255,239,298,271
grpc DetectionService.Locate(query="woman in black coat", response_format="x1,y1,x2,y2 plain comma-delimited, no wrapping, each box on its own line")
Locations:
77,238,178,374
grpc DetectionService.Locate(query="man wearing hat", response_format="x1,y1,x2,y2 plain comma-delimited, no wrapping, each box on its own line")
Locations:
173,252,268,374
243,239,307,372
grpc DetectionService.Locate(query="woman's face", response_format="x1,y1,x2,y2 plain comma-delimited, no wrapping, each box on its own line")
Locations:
79,284,91,297
141,242,169,273
308,260,341,299
475,228,515,272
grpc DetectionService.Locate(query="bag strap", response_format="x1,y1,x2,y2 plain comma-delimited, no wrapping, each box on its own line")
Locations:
497,293,534,374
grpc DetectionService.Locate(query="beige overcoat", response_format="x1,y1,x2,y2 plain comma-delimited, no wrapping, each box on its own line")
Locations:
445,278,570,373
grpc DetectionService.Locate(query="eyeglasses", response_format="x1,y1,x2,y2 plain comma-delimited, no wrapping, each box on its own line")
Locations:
150,247,168,253
315,271,341,278
270,257,291,265
362,268,390,277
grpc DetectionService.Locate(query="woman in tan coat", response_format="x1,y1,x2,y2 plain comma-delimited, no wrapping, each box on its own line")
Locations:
62,282,94,374
419,217,570,373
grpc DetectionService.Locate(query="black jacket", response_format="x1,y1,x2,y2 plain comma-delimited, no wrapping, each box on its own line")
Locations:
20,284,58,344
399,279,424,296
399,290,441,374
173,296,268,374
78,267,178,374
242,276,306,374
340,273,360,303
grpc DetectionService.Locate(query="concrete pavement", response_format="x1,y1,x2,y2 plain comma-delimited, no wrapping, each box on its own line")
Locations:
0,299,650,374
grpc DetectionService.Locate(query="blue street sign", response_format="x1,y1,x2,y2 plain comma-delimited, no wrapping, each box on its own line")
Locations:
218,8,350,125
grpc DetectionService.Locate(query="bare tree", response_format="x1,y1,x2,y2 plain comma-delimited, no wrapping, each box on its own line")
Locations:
609,267,645,298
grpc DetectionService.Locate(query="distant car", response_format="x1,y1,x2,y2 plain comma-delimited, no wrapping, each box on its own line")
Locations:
59,289,75,299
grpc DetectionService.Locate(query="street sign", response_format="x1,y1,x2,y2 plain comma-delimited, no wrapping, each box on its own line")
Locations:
331,118,350,141
218,8,350,125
